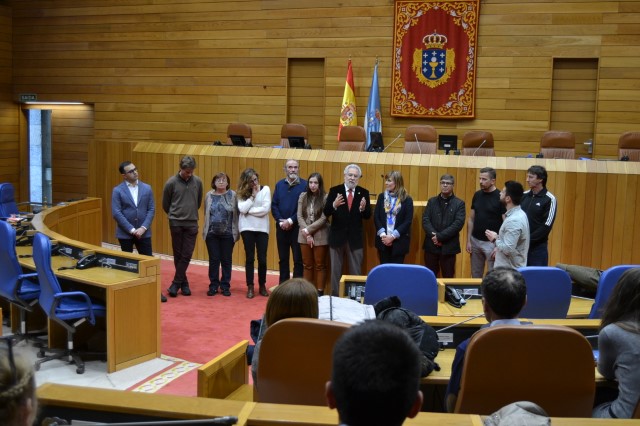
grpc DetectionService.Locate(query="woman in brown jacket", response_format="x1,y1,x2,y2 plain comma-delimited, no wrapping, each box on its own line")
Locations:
297,172,329,295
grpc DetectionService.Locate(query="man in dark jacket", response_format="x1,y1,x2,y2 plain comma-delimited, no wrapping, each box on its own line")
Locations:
521,165,557,266
422,174,466,278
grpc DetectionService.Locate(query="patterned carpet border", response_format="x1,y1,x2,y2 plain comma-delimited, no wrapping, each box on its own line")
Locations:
128,355,202,393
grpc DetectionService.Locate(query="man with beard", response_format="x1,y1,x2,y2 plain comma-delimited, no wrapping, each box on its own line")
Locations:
324,164,371,296
485,181,530,269
271,159,307,283
466,167,506,277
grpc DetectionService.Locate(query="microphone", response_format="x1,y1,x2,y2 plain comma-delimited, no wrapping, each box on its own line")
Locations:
382,133,402,152
414,133,422,155
472,139,486,156
435,313,485,334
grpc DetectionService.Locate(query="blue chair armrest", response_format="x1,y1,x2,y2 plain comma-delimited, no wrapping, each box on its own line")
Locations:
54,291,97,324
18,272,38,280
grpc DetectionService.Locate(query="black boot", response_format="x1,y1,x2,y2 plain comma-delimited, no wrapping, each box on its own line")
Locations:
246,285,255,299
259,284,268,297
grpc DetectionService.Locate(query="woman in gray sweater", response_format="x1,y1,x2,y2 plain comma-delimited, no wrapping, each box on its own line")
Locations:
592,268,640,418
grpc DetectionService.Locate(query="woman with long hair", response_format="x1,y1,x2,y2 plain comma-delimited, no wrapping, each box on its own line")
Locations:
237,168,271,299
251,278,319,383
373,171,414,264
202,172,238,297
297,172,329,295
592,268,640,418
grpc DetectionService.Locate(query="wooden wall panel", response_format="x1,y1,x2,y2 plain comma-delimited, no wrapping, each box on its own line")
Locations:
94,142,640,276
0,5,19,190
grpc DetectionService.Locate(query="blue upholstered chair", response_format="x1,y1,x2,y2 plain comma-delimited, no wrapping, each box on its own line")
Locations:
517,266,572,319
588,265,639,319
0,220,41,343
363,264,438,315
32,232,106,374
0,182,43,219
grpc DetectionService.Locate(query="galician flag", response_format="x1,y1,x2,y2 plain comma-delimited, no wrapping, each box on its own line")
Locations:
364,61,382,150
338,59,357,140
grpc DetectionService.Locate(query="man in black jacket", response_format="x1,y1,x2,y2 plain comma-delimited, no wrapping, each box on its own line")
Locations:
324,164,371,296
422,174,466,278
521,165,557,266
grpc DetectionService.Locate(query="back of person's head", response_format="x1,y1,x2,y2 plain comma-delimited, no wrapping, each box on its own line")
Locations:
0,340,37,426
601,268,640,333
481,267,527,319
265,278,319,327
328,320,423,426
504,180,524,205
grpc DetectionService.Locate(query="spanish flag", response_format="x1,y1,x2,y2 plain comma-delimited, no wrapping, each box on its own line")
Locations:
338,59,357,140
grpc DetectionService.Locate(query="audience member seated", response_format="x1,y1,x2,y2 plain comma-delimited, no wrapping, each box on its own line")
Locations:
250,278,377,383
326,320,423,426
445,267,528,412
251,278,319,383
0,337,38,426
592,268,640,419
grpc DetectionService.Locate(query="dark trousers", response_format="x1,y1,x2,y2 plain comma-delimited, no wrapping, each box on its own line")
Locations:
276,226,303,283
424,251,456,278
377,246,406,264
241,231,269,287
527,242,549,266
169,225,198,285
118,237,152,256
205,234,235,291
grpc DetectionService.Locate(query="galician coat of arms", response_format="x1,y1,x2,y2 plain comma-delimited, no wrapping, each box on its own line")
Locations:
412,30,456,88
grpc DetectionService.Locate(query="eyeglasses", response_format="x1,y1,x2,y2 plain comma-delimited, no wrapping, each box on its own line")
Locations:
0,337,18,387
125,168,137,174
440,181,453,186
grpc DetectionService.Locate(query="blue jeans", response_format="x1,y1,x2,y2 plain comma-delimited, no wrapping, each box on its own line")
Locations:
205,234,235,291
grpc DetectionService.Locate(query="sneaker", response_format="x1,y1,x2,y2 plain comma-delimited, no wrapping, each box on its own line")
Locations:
181,284,191,296
167,283,179,297
222,289,231,297
207,289,218,296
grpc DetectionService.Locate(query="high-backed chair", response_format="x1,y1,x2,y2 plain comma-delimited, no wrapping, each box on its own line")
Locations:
363,264,438,315
403,125,437,154
540,131,575,159
0,220,40,343
454,325,595,417
461,131,495,156
280,123,308,148
618,131,640,161
517,266,572,319
337,125,366,151
256,318,350,405
588,265,639,319
226,122,252,146
32,232,106,374
0,182,43,219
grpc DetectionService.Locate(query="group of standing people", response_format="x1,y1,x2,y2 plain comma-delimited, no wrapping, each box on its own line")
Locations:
111,156,557,301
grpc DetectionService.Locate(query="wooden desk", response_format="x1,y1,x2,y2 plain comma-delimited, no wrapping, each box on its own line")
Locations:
38,383,636,425
439,297,593,318
20,199,161,372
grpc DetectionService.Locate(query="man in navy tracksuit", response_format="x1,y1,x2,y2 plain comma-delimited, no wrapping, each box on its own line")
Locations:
521,165,557,266
271,159,307,283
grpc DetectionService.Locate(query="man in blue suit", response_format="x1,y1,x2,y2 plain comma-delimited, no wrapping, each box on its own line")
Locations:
112,161,166,302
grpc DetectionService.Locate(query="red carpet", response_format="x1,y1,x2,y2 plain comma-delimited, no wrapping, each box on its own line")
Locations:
153,259,276,396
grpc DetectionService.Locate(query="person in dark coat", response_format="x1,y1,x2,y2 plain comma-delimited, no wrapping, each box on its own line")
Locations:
373,171,414,264
422,174,466,278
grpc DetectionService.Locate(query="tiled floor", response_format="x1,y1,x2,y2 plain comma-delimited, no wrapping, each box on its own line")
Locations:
4,323,174,390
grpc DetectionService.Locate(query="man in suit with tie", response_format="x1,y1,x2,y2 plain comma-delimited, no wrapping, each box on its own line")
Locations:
324,164,371,296
112,161,166,302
